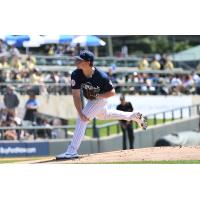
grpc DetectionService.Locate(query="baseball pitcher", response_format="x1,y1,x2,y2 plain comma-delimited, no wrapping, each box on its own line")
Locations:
56,50,147,160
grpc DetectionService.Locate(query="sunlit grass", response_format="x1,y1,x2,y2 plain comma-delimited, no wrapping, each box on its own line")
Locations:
0,157,51,164
67,118,175,138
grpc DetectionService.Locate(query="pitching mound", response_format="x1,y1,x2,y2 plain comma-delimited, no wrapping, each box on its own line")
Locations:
19,146,200,164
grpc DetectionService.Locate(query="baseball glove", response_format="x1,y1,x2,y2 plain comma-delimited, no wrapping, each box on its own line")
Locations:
81,83,100,100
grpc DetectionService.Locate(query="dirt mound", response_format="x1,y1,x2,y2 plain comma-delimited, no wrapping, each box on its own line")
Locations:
21,146,200,164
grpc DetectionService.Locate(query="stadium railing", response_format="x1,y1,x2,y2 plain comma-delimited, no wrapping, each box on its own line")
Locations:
0,65,196,95
33,55,141,67
0,82,71,95
1,52,198,69
33,54,199,70
0,65,192,73
31,54,199,68
1,81,199,95
0,104,199,140
145,104,200,126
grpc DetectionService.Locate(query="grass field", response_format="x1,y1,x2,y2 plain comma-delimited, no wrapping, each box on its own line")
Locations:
67,118,173,137
0,157,51,164
0,158,200,164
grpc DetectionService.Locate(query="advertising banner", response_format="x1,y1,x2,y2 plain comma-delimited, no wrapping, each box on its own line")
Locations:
0,141,49,157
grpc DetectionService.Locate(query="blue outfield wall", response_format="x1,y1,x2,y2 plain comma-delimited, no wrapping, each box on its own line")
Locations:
0,141,49,157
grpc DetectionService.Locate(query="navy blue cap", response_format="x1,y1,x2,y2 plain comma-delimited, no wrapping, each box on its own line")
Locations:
74,50,94,63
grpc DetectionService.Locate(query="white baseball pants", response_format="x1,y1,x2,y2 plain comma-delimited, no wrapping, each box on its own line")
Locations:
66,99,135,154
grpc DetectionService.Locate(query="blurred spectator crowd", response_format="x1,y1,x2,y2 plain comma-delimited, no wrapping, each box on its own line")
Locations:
2,39,200,141
105,55,200,95
0,39,78,95
1,38,200,97
45,43,81,56
0,87,67,141
138,54,174,70
111,70,200,95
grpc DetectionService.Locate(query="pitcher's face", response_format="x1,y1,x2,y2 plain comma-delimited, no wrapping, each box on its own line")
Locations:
75,60,90,70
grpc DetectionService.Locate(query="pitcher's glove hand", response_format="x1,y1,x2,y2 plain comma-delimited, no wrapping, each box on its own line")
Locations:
82,87,100,100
